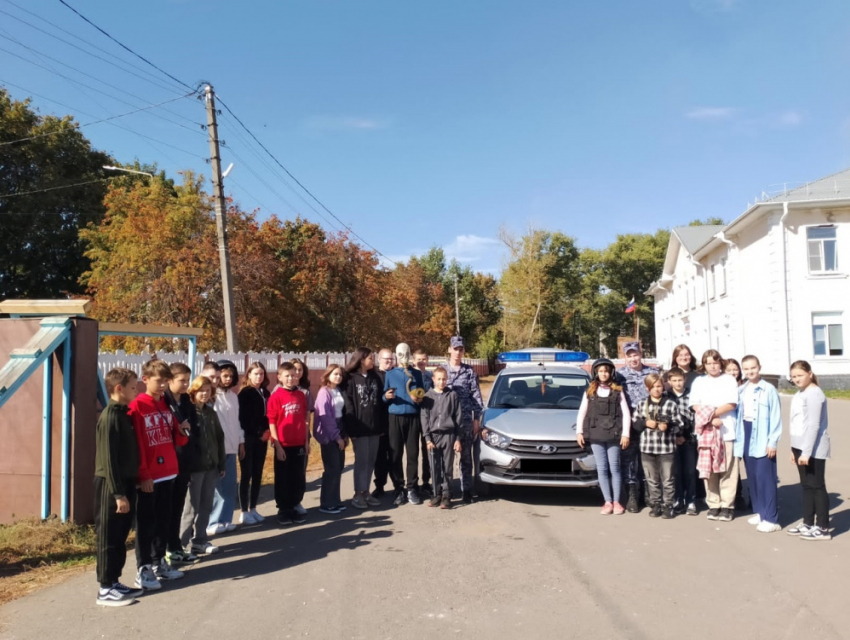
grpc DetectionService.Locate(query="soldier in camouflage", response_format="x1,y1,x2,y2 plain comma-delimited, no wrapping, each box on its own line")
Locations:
615,341,659,513
445,336,484,504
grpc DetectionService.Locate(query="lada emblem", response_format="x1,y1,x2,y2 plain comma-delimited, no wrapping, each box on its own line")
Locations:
536,444,557,454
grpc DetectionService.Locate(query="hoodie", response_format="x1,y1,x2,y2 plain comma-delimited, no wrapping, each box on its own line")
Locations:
128,392,188,483
342,370,384,437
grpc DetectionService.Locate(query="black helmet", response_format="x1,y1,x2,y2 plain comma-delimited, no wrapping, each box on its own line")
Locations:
591,358,616,379
216,359,238,374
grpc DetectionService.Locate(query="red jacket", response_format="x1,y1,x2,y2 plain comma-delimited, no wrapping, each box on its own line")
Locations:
129,393,189,483
267,387,307,447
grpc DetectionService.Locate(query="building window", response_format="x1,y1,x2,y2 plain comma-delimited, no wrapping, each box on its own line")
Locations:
718,260,727,296
690,278,696,310
807,226,838,273
812,312,843,357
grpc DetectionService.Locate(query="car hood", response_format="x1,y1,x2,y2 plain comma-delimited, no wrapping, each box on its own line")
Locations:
482,408,578,441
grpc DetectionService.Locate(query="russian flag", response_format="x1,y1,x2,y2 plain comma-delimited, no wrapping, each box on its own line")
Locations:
625,297,636,313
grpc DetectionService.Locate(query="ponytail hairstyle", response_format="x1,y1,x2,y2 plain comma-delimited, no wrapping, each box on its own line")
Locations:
790,360,819,386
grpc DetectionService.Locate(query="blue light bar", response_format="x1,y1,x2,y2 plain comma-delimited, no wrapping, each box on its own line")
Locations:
498,352,532,362
497,351,590,363
554,352,590,362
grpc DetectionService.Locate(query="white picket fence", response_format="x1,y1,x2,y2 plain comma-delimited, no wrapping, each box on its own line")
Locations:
97,351,490,378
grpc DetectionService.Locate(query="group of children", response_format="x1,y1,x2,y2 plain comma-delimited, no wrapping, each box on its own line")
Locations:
93,357,310,607
580,349,832,542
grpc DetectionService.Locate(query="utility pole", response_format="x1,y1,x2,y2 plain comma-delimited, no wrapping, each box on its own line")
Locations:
204,85,238,352
453,274,461,336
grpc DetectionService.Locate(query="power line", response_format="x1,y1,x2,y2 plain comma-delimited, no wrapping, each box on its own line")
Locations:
0,4,184,95
40,1,395,265
0,90,196,146
216,96,398,265
0,79,206,160
0,177,112,199
58,0,196,93
0,37,203,133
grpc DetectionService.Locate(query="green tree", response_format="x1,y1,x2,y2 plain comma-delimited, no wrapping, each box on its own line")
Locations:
413,246,501,356
498,227,582,349
598,229,670,356
689,217,725,226
0,88,112,299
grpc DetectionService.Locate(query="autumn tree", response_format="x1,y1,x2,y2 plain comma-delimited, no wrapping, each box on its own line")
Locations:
0,88,112,299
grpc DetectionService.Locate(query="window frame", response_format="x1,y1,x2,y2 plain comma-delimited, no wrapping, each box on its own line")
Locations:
812,311,844,358
806,225,838,274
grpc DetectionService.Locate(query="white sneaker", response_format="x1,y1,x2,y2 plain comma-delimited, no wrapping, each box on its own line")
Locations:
756,520,781,533
239,511,257,525
191,541,220,555
206,523,226,537
250,508,265,522
133,565,161,591
747,514,761,525
224,523,238,532
294,503,307,516
153,558,184,581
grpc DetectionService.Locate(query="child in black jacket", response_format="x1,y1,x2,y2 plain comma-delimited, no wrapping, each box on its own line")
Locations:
94,368,142,607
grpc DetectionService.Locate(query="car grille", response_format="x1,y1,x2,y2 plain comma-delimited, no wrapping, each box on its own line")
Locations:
505,439,585,457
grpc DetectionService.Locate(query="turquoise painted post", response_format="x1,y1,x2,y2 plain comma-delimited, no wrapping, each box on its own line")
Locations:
60,335,72,522
41,357,52,520
188,336,197,377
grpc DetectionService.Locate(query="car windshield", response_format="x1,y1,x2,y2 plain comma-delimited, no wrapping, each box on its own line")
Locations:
489,373,588,409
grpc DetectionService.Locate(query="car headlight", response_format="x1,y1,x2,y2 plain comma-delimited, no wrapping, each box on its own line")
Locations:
484,430,512,450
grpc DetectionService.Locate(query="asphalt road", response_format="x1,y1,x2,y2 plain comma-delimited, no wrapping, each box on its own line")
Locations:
2,397,849,640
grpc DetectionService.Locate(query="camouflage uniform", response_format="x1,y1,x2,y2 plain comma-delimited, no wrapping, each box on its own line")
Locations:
446,363,484,493
615,364,660,491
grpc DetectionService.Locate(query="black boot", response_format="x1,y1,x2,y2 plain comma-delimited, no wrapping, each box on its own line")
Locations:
626,485,640,513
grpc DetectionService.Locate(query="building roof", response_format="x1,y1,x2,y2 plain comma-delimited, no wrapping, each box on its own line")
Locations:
672,225,726,255
760,167,850,204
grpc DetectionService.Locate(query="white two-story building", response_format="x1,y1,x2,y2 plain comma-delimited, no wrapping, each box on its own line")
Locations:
648,168,850,389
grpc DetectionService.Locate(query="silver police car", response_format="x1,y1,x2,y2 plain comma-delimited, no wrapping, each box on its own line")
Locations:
479,348,598,489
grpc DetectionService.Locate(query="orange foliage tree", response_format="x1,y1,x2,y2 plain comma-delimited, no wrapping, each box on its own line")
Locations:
81,173,454,354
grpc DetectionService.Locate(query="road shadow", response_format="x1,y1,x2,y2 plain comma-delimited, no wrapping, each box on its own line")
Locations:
776,483,845,533
143,513,394,596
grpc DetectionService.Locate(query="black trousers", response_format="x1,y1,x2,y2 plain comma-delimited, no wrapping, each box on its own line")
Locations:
94,477,136,587
167,470,191,552
373,434,390,490
239,437,268,511
273,446,306,512
420,435,431,486
135,479,173,568
793,448,829,528
388,414,420,491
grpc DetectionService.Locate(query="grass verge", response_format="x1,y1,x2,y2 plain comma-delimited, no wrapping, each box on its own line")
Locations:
0,517,98,606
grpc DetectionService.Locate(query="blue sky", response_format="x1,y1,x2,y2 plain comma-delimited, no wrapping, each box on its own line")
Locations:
3,0,850,274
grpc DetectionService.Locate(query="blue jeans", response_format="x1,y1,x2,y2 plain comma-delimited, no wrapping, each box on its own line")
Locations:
590,441,622,504
210,453,237,526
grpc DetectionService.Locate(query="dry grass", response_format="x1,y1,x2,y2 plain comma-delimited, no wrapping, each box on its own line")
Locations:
0,517,98,606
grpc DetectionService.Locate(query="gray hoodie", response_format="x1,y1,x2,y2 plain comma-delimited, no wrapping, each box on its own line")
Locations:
789,385,831,459
420,388,462,443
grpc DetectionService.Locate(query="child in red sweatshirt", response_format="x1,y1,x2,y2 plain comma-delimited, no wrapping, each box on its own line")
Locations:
129,359,189,590
267,362,308,525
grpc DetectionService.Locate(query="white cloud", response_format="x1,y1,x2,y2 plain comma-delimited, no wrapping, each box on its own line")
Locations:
444,234,501,264
303,116,387,132
774,110,802,127
686,106,737,120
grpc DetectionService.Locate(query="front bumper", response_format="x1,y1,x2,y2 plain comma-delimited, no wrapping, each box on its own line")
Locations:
479,440,599,488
